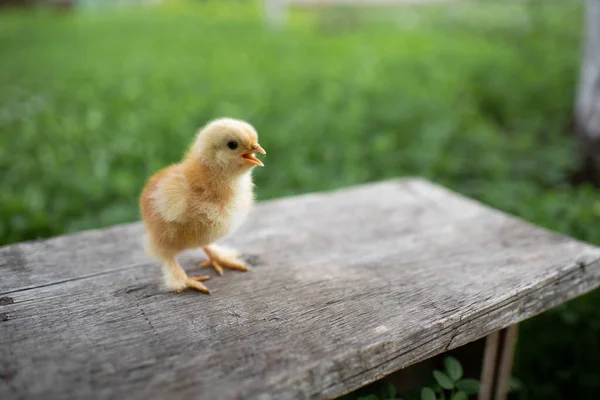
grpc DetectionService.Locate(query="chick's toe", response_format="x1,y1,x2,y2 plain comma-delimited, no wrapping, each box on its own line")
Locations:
201,259,224,276
185,278,211,294
201,246,249,276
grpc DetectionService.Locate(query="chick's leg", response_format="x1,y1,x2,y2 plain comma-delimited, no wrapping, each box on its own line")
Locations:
201,245,249,276
163,257,211,294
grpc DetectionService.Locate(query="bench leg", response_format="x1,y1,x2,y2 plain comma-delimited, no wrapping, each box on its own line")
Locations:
479,325,519,400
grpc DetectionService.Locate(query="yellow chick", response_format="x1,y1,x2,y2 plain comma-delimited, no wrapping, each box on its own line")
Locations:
139,118,266,294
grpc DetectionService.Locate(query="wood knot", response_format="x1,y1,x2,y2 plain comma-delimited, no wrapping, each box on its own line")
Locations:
0,297,14,306
243,254,262,266
0,368,16,381
124,285,146,294
114,285,148,297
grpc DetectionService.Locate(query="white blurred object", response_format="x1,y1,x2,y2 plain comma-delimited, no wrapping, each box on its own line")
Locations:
75,0,163,11
264,0,455,28
576,0,600,150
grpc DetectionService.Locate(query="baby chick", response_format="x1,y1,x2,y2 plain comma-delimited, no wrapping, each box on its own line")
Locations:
139,118,265,294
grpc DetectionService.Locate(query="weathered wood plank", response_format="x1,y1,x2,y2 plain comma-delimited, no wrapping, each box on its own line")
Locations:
1,178,599,400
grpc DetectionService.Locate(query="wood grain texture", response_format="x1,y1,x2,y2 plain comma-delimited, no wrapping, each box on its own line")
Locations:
1,178,600,400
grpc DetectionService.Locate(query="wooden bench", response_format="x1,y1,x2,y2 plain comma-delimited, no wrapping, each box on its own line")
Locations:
1,178,599,400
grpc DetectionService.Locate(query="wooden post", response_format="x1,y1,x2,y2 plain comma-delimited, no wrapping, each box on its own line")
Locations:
479,331,500,400
479,325,519,400
265,0,287,28
576,0,600,183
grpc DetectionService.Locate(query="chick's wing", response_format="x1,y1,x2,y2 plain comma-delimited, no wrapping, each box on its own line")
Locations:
150,167,190,223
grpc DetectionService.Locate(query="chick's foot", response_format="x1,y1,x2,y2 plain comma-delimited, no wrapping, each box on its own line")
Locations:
169,275,211,294
163,258,211,294
186,276,211,293
201,245,249,276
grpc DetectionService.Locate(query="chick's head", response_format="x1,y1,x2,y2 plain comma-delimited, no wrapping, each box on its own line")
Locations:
188,118,266,174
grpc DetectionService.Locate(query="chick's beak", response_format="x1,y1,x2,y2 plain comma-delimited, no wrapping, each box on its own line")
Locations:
242,144,266,167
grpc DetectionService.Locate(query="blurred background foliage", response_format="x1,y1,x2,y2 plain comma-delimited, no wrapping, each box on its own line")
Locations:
0,0,598,398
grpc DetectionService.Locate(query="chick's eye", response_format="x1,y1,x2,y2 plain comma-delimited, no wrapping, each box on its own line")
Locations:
227,140,238,150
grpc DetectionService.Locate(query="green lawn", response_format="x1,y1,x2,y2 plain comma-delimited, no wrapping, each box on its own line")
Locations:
1,0,599,398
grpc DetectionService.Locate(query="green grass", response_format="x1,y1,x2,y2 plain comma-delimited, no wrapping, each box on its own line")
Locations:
1,0,599,398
